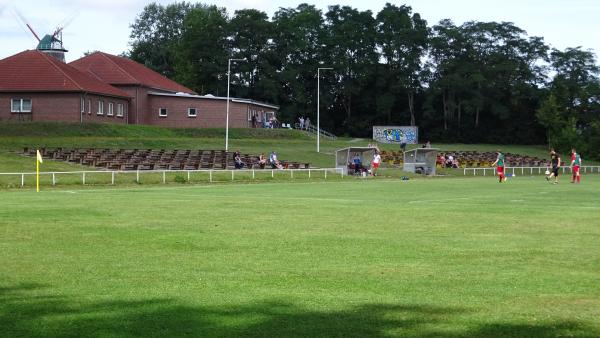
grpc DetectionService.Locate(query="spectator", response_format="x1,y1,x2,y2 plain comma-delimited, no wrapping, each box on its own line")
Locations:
269,151,283,169
446,154,454,168
299,116,305,129
233,150,244,169
251,115,257,128
305,117,310,130
400,142,407,152
352,153,362,174
258,153,267,169
425,141,431,148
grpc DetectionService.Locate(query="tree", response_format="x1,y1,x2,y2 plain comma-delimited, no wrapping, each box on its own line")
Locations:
129,2,197,78
173,5,229,95
376,4,428,126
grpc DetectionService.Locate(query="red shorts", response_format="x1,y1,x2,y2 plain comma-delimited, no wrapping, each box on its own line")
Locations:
573,165,580,174
372,162,380,169
497,166,504,174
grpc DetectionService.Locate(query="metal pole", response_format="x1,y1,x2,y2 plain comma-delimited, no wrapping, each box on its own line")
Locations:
226,59,231,151
317,68,320,153
317,67,332,153
225,58,245,151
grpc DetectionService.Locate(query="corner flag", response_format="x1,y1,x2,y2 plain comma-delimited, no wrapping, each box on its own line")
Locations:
36,150,43,192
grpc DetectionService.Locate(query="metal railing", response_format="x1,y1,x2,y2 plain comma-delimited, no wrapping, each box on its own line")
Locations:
294,123,337,140
0,168,345,187
463,166,600,176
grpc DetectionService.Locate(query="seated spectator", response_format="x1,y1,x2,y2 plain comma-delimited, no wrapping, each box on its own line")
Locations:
269,151,283,169
233,150,244,169
400,142,407,152
258,153,267,169
446,155,454,168
452,158,459,168
437,154,445,167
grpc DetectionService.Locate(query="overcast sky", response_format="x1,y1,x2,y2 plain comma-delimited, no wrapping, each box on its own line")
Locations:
1,0,598,63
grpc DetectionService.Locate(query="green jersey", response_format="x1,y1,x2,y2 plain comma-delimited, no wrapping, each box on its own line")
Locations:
572,153,581,166
496,153,505,167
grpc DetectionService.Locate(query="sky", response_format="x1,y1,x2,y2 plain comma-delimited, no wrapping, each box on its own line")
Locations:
0,0,598,63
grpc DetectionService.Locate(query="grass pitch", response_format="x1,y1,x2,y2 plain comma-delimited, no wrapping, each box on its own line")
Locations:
1,176,600,337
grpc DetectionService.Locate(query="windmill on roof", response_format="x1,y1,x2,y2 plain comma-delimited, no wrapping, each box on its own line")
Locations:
14,9,73,63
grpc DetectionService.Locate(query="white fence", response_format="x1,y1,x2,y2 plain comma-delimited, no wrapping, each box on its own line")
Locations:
0,168,345,187
463,166,600,176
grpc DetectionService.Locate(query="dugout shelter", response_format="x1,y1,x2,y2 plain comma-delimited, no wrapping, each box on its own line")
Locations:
403,148,438,175
336,147,378,175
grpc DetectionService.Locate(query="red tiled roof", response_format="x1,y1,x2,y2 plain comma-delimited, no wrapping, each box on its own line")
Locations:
0,50,130,98
70,52,195,94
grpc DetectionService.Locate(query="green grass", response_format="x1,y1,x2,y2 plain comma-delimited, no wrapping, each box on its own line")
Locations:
1,176,600,337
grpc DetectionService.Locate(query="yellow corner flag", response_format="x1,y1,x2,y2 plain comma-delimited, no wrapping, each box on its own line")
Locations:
36,150,43,192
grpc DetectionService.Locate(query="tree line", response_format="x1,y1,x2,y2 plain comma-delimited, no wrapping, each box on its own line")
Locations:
128,2,600,159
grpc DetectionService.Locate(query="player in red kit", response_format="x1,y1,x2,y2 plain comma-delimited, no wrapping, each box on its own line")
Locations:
570,148,582,184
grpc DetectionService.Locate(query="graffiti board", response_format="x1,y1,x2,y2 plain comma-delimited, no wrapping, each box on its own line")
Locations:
372,126,418,144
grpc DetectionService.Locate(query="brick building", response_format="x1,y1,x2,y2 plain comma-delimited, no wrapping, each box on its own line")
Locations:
0,50,130,123
0,50,278,127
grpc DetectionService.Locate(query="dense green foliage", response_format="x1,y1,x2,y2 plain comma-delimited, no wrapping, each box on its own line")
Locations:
2,178,600,336
127,2,600,159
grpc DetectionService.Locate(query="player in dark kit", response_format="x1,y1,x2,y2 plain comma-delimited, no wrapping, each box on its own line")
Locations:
546,149,561,184
491,150,506,183
570,148,582,184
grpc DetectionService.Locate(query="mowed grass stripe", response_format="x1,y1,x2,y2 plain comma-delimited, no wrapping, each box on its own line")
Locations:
1,177,600,337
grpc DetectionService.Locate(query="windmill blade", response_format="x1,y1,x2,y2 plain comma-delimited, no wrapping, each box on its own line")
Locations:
54,11,79,38
27,23,41,42
11,7,41,42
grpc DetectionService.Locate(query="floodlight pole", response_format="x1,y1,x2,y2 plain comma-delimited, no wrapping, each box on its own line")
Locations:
226,58,246,151
317,67,332,153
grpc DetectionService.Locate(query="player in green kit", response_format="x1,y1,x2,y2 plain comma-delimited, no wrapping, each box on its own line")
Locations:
491,150,506,183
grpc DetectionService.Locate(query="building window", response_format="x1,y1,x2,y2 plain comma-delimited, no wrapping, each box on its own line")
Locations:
10,98,32,112
107,102,114,116
188,107,197,117
88,99,91,114
159,108,167,117
97,100,104,115
117,103,124,117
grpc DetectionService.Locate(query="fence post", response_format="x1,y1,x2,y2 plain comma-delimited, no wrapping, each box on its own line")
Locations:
325,169,327,179
209,170,212,182
162,171,166,184
136,170,140,183
82,172,86,185
309,169,311,179
252,169,255,179
21,173,24,187
52,173,55,186
112,171,115,185
231,170,234,181
291,170,293,179
187,170,190,182
271,170,274,178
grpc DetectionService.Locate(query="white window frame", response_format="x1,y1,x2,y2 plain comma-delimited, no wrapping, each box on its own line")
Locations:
159,107,168,117
10,98,32,113
97,100,104,115
81,97,85,113
107,102,114,116
88,99,91,114
116,103,124,117
187,107,197,118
